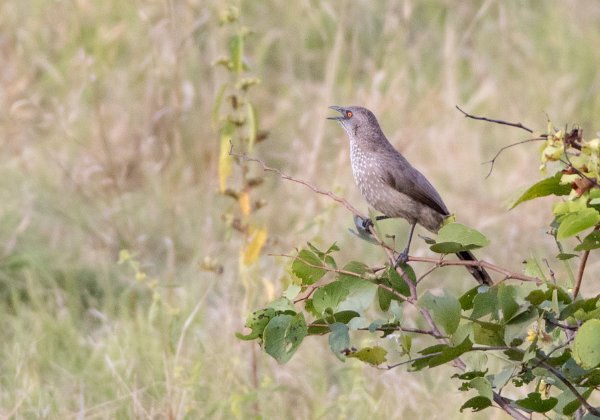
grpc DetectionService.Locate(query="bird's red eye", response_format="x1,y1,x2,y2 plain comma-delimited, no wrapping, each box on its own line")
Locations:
346,111,353,118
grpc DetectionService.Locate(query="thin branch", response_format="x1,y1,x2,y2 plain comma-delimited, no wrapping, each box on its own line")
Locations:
409,256,541,284
574,224,600,298
382,353,438,369
482,137,545,179
456,105,534,133
358,326,447,339
545,318,579,331
536,357,600,417
573,250,590,299
543,258,557,284
274,253,411,304
229,143,365,218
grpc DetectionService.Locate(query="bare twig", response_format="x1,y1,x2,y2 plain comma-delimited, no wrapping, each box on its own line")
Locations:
409,256,541,284
573,224,600,298
456,105,534,133
359,326,446,339
573,250,590,299
482,137,545,179
229,143,365,218
545,318,579,331
543,258,557,284
274,253,411,304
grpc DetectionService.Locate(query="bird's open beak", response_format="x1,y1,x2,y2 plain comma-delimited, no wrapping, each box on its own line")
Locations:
327,105,345,121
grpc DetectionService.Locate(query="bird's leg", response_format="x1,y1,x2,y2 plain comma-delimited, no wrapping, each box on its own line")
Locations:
395,223,416,265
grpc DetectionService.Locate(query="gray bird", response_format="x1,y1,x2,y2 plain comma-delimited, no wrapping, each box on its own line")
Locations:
328,105,492,285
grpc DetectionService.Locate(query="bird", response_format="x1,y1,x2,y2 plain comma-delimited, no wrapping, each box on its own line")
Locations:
328,105,492,285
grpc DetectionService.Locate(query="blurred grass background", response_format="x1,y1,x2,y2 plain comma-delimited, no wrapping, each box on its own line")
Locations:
1,0,600,418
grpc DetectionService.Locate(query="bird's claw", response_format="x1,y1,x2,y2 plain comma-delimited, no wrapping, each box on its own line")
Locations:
354,215,374,234
395,249,409,266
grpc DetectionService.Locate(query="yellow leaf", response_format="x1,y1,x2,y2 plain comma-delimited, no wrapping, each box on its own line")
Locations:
239,191,251,216
218,124,234,193
243,226,267,265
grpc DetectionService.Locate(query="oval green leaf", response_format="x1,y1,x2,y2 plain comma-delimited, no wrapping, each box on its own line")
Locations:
573,319,600,369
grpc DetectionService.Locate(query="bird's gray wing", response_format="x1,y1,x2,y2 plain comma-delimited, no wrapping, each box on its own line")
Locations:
382,163,450,217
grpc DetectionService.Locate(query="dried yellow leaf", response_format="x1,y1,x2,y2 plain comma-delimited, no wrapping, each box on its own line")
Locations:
243,226,267,265
239,191,251,216
218,124,234,193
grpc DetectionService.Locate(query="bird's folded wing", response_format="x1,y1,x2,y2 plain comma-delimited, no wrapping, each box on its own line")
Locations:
383,166,450,216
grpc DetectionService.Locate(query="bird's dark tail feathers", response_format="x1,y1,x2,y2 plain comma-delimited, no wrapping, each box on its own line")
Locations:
456,250,493,286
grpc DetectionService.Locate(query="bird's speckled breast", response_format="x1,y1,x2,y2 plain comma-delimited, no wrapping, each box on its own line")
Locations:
349,141,441,230
350,142,403,217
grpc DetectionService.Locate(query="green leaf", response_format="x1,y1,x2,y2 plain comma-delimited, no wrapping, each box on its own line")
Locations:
236,307,276,340
556,208,600,240
526,289,547,306
337,262,378,312
401,334,412,354
556,252,578,260
459,286,480,311
575,230,600,251
419,291,461,335
563,398,582,416
504,308,537,344
292,249,327,285
212,83,228,126
498,284,519,321
430,223,490,254
471,289,498,320
263,313,307,364
246,102,258,150
267,297,296,312
377,283,393,311
283,284,301,300
307,310,360,335
338,261,368,283
515,392,558,413
522,258,546,280
307,242,338,261
427,338,473,368
459,396,492,413
346,346,387,366
472,321,505,346
469,377,493,400
312,281,349,315
453,371,485,380
573,319,600,369
228,33,244,75
492,366,515,389
387,264,413,297
510,172,571,209
328,323,350,361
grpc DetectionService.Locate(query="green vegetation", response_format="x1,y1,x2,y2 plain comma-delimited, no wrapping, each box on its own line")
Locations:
2,0,600,418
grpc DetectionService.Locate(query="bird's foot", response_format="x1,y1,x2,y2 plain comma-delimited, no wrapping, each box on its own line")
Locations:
354,215,374,234
395,249,409,266
362,217,374,230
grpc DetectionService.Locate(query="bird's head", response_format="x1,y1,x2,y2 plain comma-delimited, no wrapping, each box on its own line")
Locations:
327,105,382,141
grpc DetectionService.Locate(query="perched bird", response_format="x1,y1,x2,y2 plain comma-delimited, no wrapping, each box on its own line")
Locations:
328,105,492,285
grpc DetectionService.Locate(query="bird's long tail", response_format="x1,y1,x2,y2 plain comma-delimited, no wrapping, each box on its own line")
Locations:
456,250,493,285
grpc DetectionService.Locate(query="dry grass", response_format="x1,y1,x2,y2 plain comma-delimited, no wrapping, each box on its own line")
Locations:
1,0,600,418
